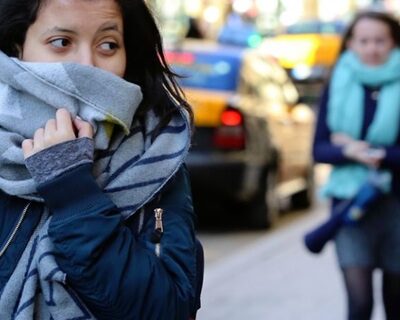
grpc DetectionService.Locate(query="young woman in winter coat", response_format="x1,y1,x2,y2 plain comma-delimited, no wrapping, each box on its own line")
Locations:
0,0,202,319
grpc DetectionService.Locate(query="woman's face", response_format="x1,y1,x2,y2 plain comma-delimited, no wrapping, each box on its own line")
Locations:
22,0,126,77
347,17,395,66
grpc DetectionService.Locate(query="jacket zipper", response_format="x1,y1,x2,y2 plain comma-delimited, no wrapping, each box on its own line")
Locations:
154,208,163,233
151,208,164,257
0,202,31,258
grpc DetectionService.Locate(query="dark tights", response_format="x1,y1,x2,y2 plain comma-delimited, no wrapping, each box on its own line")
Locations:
343,267,373,320
342,267,400,320
382,272,400,320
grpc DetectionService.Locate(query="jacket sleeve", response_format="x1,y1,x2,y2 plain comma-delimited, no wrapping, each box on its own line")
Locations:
312,85,349,165
382,146,400,168
381,127,400,168
34,160,196,320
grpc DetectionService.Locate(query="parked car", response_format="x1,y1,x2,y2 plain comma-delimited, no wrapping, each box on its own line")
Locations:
166,40,315,228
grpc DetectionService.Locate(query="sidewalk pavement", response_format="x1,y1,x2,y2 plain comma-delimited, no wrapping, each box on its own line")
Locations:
197,200,385,320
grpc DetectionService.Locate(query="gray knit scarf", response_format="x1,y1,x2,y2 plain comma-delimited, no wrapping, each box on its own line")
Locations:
0,51,190,319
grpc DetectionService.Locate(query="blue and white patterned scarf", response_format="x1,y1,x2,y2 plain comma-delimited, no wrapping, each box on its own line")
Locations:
0,50,191,218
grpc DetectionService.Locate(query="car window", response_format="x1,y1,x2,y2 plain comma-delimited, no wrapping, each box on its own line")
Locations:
165,48,243,91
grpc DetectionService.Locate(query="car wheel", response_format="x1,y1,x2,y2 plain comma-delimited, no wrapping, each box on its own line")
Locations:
291,167,314,209
248,168,279,229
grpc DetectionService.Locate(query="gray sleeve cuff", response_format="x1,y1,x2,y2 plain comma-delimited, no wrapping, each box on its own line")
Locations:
25,137,94,185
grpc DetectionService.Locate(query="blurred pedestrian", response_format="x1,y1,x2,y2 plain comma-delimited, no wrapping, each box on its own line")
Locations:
313,10,400,320
0,0,202,319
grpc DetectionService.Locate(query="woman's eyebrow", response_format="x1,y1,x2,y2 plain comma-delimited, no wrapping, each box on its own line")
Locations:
41,26,78,36
97,22,122,35
40,22,122,37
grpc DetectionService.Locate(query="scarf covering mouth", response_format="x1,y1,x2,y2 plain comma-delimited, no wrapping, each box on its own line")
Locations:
0,50,191,218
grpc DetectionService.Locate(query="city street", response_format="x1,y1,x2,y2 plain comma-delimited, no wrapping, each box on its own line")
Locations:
197,166,385,320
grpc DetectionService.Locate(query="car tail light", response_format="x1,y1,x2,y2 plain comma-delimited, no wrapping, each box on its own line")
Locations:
164,51,195,65
213,108,245,150
221,110,242,126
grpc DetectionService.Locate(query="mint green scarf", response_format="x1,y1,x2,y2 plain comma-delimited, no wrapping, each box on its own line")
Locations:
322,49,400,198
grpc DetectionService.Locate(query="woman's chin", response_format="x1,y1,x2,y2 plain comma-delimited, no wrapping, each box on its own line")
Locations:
362,58,387,66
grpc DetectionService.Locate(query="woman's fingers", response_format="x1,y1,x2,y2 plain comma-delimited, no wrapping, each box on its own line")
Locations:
22,127,46,158
22,108,93,158
56,108,75,138
22,139,34,158
33,127,45,150
44,118,57,140
73,118,94,138
56,109,93,139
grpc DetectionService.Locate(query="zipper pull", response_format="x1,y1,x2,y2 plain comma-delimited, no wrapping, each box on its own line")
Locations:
154,208,163,232
151,208,164,243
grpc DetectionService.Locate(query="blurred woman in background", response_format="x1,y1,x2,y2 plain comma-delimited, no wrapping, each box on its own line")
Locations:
313,10,400,320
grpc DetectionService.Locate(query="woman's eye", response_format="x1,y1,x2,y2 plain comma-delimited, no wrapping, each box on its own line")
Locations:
376,38,386,45
49,38,70,48
99,42,119,51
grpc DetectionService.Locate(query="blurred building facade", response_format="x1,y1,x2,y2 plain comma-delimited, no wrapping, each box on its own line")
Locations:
148,0,398,45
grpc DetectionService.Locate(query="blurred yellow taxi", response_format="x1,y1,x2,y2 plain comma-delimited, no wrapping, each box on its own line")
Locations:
262,33,340,74
260,20,345,102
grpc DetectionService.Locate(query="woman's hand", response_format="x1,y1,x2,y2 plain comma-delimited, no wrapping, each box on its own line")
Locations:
331,133,355,146
331,133,384,167
22,108,93,158
343,142,385,168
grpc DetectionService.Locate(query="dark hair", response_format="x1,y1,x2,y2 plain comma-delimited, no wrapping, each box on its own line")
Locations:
340,10,400,54
0,0,193,135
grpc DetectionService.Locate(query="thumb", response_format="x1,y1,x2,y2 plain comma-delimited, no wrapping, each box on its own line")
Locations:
73,118,93,138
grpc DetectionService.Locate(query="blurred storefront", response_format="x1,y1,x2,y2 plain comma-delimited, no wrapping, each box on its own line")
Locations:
148,0,227,45
149,0,398,46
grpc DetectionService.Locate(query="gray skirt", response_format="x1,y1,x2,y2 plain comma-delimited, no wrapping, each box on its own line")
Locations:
334,195,400,273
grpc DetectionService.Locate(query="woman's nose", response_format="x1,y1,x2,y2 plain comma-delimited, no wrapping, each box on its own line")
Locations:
75,47,95,67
